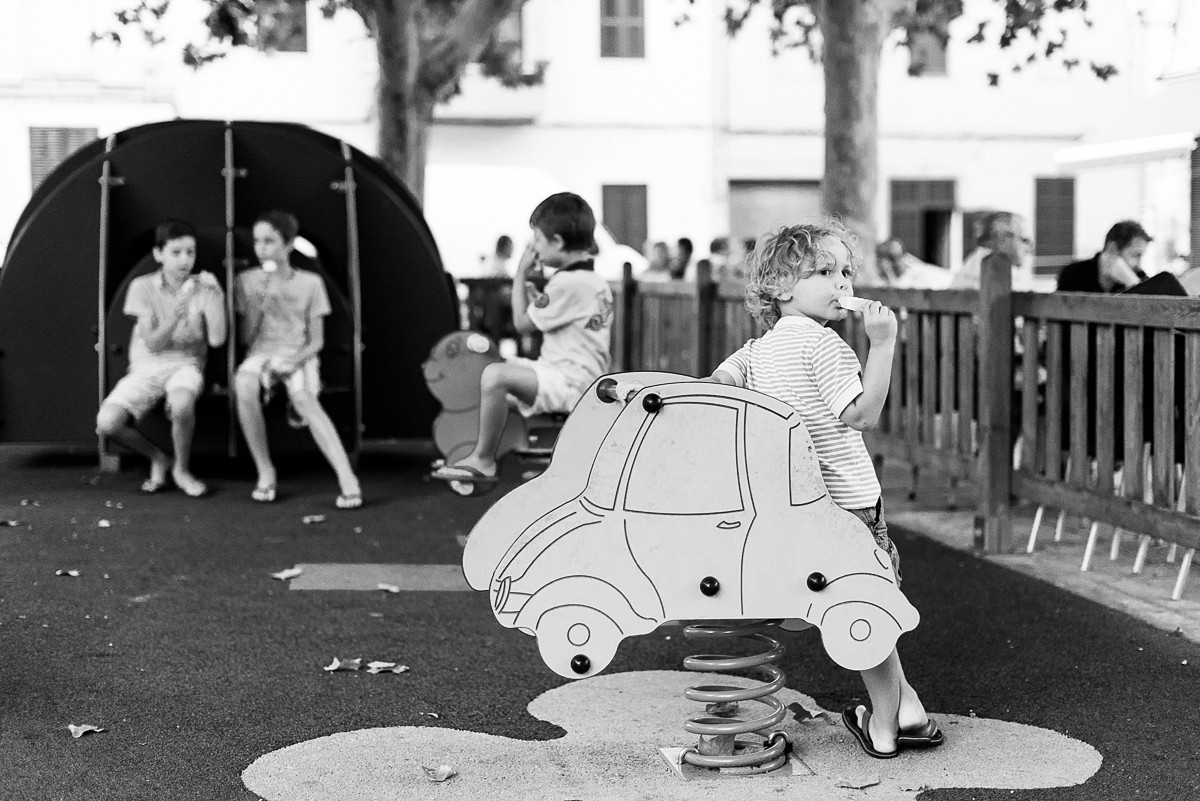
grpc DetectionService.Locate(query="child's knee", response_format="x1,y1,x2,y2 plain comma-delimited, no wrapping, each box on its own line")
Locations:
95,405,126,437
234,372,261,403
165,390,199,421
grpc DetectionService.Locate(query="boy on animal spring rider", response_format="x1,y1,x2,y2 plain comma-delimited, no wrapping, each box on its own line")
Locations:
432,192,614,486
708,221,943,760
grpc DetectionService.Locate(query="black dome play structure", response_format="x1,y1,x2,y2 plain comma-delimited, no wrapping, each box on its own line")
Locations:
0,119,456,458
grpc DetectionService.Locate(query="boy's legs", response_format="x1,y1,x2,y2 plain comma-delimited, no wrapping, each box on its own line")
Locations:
451,361,539,478
856,648,929,752
287,387,361,500
234,363,276,492
96,370,172,487
163,366,206,496
96,402,172,486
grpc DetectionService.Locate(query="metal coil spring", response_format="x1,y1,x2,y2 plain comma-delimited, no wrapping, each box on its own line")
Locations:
679,619,791,773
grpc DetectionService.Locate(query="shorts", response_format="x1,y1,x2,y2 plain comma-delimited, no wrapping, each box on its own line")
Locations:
507,357,587,417
238,353,322,396
847,497,902,584
104,361,204,421
238,354,322,426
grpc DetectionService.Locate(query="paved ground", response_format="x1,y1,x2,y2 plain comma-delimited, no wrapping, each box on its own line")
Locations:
1,444,1197,800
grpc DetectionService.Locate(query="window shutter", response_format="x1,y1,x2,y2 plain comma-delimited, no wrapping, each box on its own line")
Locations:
29,127,97,190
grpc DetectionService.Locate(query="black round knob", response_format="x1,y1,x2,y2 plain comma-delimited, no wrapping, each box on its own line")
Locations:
570,654,591,674
642,393,662,413
700,576,720,596
807,572,827,591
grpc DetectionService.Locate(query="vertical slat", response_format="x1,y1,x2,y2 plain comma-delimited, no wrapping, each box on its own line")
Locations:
921,313,937,445
1184,332,1200,516
1153,329,1175,507
1123,327,1144,504
957,314,975,461
1094,325,1115,496
1020,317,1039,472
889,311,904,434
223,125,239,457
904,312,919,445
1069,322,1089,487
339,141,364,458
97,134,117,467
939,312,955,453
1044,323,1064,481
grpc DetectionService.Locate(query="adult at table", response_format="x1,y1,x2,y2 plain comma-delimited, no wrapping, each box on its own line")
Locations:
1056,220,1152,293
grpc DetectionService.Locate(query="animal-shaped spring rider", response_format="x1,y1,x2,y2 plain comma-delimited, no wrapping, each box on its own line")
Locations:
462,372,920,777
422,331,565,496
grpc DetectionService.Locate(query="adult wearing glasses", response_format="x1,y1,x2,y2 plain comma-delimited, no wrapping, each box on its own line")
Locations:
950,211,1035,289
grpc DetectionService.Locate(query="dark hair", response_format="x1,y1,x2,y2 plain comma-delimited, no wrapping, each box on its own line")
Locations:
154,219,196,248
709,237,729,254
529,193,596,252
1104,220,1152,250
677,237,694,254
255,210,300,242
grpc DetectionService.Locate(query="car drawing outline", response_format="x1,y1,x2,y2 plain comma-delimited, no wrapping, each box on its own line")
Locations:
462,372,920,679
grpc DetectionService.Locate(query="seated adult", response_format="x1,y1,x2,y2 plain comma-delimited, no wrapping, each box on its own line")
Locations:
1057,220,1152,293
951,212,1035,290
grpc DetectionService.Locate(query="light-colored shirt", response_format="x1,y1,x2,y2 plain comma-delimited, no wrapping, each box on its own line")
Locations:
527,266,613,387
235,267,331,360
716,315,881,509
124,272,223,369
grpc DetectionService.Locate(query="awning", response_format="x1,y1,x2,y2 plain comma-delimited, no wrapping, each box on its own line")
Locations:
1055,75,1200,169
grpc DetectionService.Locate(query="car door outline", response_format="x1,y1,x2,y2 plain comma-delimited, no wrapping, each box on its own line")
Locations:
615,395,756,618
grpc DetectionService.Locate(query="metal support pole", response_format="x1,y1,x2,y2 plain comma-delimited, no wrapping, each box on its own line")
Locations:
339,141,364,458
97,134,123,472
222,123,240,458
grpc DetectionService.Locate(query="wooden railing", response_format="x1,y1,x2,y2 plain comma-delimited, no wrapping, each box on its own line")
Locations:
609,259,1200,573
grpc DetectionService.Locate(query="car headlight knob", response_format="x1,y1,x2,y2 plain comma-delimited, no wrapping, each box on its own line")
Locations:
807,572,827,591
699,576,720,596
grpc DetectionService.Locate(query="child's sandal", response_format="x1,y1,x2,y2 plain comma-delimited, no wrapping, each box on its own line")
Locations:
335,492,363,510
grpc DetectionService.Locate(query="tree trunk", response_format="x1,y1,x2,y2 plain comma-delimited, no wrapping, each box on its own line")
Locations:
374,3,434,202
819,0,896,283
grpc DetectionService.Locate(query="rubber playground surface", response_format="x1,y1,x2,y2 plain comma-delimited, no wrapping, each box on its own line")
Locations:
2,445,1197,800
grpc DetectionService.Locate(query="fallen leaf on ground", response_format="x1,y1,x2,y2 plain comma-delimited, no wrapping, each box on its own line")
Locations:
421,764,456,782
67,724,104,738
323,657,363,672
1,520,24,527
97,519,112,528
270,567,303,580
787,702,839,725
302,515,326,525
55,569,81,577
377,583,401,593
835,776,880,789
366,662,410,674
420,712,440,719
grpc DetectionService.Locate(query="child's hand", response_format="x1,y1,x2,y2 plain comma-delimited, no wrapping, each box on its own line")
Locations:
194,271,220,291
517,240,538,276
862,301,897,346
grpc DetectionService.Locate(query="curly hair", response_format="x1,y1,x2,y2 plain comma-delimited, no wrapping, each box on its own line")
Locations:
744,219,861,329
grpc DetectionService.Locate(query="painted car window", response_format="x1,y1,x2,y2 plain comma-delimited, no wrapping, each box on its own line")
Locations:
623,402,742,515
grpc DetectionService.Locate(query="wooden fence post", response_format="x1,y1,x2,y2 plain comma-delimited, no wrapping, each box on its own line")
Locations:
978,252,1014,552
619,262,636,371
694,260,714,375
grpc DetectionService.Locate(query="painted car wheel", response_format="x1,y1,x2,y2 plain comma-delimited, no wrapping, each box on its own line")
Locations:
818,601,903,672
536,605,622,679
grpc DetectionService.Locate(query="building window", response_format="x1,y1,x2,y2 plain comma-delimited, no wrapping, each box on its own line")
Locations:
602,185,648,250
257,0,307,53
29,127,97,190
1034,177,1076,277
907,30,947,77
601,0,644,59
889,179,956,267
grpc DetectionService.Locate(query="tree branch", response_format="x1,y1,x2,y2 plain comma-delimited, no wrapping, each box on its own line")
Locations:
417,0,522,94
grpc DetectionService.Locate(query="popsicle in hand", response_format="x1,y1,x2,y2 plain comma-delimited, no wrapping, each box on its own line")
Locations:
836,296,870,312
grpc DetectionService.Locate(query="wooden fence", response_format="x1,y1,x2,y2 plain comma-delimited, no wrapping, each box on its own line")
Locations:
609,259,1200,590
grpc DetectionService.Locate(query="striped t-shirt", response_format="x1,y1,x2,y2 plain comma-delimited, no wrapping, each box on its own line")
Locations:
716,314,881,509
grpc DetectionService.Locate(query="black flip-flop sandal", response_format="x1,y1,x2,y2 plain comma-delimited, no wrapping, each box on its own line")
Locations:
842,705,898,759
897,718,944,748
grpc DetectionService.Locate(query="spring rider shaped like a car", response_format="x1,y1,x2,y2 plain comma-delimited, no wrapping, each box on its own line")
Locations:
461,372,920,680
